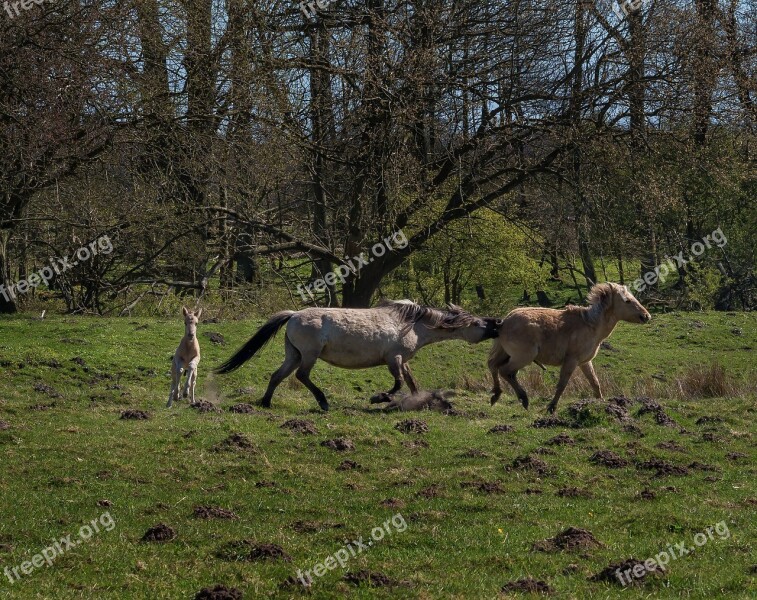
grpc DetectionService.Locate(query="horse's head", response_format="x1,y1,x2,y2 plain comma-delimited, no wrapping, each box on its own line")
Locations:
591,283,651,324
445,305,503,343
182,306,202,341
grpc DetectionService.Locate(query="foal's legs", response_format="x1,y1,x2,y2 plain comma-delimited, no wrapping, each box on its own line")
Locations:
547,359,578,414
167,358,181,408
183,357,199,403
260,337,301,408
401,363,419,394
579,361,603,399
371,355,408,404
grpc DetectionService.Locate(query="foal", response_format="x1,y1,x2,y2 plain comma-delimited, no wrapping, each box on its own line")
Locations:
167,307,202,408
489,283,651,413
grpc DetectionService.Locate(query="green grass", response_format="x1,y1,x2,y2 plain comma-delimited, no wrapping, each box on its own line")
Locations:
0,312,755,599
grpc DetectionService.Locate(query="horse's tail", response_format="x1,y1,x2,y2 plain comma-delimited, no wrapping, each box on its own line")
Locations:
214,311,295,374
487,338,508,371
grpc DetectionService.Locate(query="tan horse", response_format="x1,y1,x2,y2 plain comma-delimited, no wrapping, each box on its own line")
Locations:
214,300,501,410
167,307,202,407
489,283,651,413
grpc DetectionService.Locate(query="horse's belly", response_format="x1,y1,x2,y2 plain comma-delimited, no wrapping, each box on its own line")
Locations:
319,346,384,369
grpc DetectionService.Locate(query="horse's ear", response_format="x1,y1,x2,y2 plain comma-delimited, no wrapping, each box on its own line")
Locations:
182,306,189,316
195,308,203,320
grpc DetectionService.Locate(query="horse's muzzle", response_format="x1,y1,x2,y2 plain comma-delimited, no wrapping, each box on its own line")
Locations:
640,313,651,323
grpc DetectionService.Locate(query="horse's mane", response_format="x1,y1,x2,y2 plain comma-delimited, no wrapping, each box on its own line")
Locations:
570,282,623,325
379,300,478,330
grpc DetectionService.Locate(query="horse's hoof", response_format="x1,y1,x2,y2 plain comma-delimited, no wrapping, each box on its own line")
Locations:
259,398,271,408
490,394,500,406
521,397,529,410
546,405,557,414
319,402,330,411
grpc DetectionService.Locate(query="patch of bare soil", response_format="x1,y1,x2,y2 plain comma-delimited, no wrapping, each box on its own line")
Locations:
636,397,677,427
337,460,364,471
533,527,603,552
215,540,291,562
500,578,554,594
656,441,687,452
97,499,112,507
33,382,61,398
638,488,657,500
279,575,311,591
459,448,489,458
701,432,720,442
533,447,556,455
228,403,263,414
590,558,665,585
203,332,225,345
546,433,575,446
488,424,514,434
636,459,690,477
193,506,238,520
189,401,220,413
194,585,242,600
726,452,747,461
417,485,443,498
461,481,505,494
280,419,319,435
533,416,572,428
321,437,355,451
395,419,429,434
343,570,400,587
557,487,593,498
141,524,176,542
380,498,406,508
524,488,543,494
687,461,719,472
120,409,150,420
606,401,632,423
255,480,277,488
291,520,344,534
589,450,628,468
402,439,429,449
695,416,724,425
213,433,257,453
510,455,550,474
0,421,9,430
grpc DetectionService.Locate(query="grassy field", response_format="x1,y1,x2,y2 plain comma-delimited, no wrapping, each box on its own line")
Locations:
0,311,755,599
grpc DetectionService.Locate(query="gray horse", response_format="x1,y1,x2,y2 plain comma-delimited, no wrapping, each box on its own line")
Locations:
214,300,501,410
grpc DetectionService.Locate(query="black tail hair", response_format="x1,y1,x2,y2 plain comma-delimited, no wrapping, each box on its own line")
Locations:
214,311,294,374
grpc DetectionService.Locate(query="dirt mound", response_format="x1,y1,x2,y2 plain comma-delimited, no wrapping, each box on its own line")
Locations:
459,448,489,458
638,488,656,500
215,540,291,562
461,481,505,494
590,558,665,585
203,332,225,345
687,461,719,472
344,570,400,587
418,485,443,498
255,480,277,488
213,433,257,452
189,401,220,413
636,459,690,477
193,506,238,520
402,439,429,449
141,524,176,542
590,450,628,468
726,452,747,461
228,403,263,414
488,424,514,434
120,409,150,420
656,441,687,452
194,585,242,600
533,416,572,428
336,460,363,471
510,455,549,474
695,416,724,425
636,397,677,427
557,487,593,498
395,419,429,434
501,578,553,594
33,382,61,398
0,421,10,430
380,498,406,508
280,419,319,435
533,527,603,552
321,437,355,451
546,433,575,446
291,520,343,533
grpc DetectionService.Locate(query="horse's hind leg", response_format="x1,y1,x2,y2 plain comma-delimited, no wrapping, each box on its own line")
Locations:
488,343,509,405
579,361,603,399
498,353,534,409
260,337,301,408
547,359,577,414
295,357,329,411
503,370,529,409
167,359,180,408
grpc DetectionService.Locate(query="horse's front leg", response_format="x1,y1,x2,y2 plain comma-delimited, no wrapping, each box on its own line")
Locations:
167,358,180,408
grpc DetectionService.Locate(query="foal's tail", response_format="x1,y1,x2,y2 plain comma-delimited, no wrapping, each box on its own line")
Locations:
214,311,295,374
